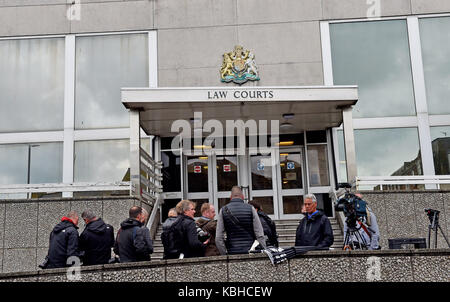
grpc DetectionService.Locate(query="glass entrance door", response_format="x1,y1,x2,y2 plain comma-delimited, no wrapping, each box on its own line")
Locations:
248,152,277,217
276,148,305,219
185,152,239,216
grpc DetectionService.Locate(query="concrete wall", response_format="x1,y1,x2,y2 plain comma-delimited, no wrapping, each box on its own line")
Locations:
0,197,150,273
360,191,450,249
0,249,448,282
0,0,449,88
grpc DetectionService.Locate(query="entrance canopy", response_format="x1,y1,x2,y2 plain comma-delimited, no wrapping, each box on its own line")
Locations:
121,86,358,136
121,86,359,199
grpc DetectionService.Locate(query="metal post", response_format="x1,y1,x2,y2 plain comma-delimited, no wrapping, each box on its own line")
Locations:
27,144,39,199
342,106,357,185
129,109,141,199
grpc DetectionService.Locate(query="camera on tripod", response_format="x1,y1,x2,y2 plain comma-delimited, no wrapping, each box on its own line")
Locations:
334,183,368,227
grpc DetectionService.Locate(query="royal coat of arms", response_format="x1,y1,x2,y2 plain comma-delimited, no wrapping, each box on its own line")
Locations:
220,45,260,84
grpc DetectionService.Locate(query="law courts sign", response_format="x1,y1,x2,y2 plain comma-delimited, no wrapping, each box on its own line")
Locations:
121,86,358,105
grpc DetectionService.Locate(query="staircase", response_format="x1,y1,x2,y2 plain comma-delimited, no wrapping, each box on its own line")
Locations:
151,217,343,260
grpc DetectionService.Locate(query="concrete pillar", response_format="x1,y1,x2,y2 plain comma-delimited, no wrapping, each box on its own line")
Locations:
130,109,141,198
342,106,357,184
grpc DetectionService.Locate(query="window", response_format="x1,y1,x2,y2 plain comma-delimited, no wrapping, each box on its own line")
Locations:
75,33,149,129
74,139,130,183
354,128,422,177
430,126,450,175
330,20,416,118
419,17,450,115
0,143,63,185
0,38,65,132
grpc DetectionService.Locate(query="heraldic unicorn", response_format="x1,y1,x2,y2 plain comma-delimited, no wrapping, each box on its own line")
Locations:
220,45,260,85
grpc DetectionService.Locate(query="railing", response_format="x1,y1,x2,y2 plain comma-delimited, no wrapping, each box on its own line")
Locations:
0,181,131,199
355,175,450,191
139,147,163,204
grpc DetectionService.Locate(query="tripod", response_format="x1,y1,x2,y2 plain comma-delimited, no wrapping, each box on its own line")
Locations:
426,209,450,249
343,218,369,250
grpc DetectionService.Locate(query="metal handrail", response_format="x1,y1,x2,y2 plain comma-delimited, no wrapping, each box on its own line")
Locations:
355,175,450,190
0,181,131,194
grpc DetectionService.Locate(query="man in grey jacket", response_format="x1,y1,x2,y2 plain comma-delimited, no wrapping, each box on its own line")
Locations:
216,186,267,255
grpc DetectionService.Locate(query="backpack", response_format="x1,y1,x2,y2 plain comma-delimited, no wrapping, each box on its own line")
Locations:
161,217,183,259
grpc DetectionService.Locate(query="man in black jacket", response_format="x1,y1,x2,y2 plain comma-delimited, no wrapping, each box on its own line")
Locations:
79,210,114,266
249,200,279,248
114,206,153,263
44,211,81,269
295,194,334,248
168,200,208,259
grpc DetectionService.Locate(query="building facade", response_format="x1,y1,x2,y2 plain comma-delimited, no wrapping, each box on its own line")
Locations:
0,0,450,220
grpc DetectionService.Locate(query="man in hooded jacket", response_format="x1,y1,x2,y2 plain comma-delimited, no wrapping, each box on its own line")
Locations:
79,210,114,266
44,211,81,269
114,206,153,263
295,194,334,248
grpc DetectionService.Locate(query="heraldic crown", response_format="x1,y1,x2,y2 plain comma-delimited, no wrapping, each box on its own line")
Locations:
220,45,260,85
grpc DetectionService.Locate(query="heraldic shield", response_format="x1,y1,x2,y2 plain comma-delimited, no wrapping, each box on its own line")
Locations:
220,45,260,84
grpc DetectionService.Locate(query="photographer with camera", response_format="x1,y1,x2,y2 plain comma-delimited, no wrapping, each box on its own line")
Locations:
162,200,209,259
196,203,220,256
339,192,380,250
295,194,334,249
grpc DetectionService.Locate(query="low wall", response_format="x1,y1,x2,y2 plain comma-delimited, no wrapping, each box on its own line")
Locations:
0,249,448,282
360,191,449,249
0,196,150,273
0,191,448,274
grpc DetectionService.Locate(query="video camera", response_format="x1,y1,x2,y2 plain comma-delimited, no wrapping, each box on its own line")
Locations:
334,183,368,227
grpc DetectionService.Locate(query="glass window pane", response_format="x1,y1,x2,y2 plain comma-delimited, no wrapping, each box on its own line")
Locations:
251,196,274,215
430,126,450,176
187,156,208,192
250,155,273,190
420,17,450,115
0,38,65,132
74,139,129,182
161,151,181,192
75,33,148,129
0,143,63,185
307,145,329,187
282,195,303,215
330,20,416,118
354,128,423,178
216,156,238,192
191,199,209,218
306,131,326,144
280,152,303,189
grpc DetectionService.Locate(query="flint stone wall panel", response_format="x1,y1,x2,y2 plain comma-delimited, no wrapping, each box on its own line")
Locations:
0,204,5,249
290,256,352,282
37,201,71,248
102,266,165,282
228,256,289,282
411,255,449,282
2,248,36,273
166,259,227,282
4,203,38,249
